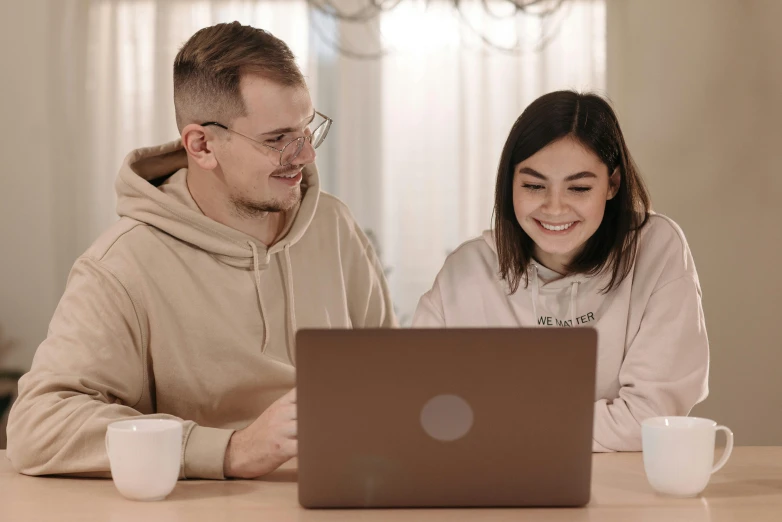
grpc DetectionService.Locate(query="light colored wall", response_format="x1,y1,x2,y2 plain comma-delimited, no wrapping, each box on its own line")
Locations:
607,0,782,445
0,0,57,371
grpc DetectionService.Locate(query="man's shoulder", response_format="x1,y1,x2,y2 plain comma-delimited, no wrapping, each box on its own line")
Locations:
81,218,166,275
307,191,367,239
303,191,381,257
313,191,356,224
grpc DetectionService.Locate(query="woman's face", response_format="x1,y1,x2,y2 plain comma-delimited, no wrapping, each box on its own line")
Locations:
512,137,620,274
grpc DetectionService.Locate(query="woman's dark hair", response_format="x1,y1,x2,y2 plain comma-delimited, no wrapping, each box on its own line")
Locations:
493,90,651,294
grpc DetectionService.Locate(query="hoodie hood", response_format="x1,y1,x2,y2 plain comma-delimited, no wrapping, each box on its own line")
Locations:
115,139,320,269
481,230,589,286
482,229,598,327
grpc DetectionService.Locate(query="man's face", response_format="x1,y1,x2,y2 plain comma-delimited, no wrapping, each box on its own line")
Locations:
213,74,316,216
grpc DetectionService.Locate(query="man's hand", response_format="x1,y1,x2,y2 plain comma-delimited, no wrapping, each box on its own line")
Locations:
223,388,297,479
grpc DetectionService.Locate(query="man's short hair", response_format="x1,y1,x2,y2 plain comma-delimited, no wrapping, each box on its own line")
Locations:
173,22,305,132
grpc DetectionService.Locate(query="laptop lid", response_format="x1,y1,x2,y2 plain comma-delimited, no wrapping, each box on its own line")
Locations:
297,328,597,508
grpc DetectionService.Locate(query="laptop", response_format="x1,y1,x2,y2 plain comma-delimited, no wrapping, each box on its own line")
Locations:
296,327,597,509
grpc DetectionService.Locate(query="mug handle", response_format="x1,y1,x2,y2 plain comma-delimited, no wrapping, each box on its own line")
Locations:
711,425,734,473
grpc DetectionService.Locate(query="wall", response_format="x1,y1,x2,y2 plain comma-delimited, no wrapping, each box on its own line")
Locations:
0,0,57,371
607,0,782,445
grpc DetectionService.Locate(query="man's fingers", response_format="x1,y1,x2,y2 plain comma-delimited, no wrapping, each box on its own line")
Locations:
282,438,298,458
288,403,297,420
279,387,296,403
287,388,296,403
280,419,297,439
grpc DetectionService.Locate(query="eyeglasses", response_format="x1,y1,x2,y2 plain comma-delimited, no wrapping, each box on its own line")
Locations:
201,110,333,167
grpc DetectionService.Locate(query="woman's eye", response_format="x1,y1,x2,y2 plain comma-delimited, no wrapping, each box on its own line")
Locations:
522,184,544,191
570,186,592,193
269,134,286,143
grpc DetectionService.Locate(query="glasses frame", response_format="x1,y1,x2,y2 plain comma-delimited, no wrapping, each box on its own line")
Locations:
201,110,332,167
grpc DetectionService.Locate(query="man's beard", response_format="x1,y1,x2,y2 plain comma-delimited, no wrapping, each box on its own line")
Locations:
230,166,303,218
231,189,301,217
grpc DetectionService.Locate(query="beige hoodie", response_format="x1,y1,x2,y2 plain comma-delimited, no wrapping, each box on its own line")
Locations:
413,214,709,452
7,140,396,479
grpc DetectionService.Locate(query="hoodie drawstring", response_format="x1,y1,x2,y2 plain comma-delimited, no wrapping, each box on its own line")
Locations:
249,242,270,353
249,241,297,366
280,245,298,366
570,281,579,327
531,265,540,325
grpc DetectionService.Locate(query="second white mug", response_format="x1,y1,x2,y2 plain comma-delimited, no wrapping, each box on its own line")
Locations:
642,416,733,497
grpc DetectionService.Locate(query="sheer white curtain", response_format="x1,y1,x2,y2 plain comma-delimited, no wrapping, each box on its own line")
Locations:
49,0,604,322
375,1,605,322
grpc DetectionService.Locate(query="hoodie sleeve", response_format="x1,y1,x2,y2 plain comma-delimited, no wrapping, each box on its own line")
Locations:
592,226,709,452
343,222,398,328
6,257,233,479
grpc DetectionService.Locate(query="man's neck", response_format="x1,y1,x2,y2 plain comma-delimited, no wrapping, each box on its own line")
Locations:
186,166,284,247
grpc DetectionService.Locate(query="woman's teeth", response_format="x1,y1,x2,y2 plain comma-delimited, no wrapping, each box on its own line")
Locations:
540,221,575,231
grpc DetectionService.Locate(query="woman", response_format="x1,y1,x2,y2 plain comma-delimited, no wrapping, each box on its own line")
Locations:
413,91,709,452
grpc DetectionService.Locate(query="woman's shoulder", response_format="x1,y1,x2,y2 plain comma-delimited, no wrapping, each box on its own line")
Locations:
436,231,499,281
638,213,692,256
635,213,698,281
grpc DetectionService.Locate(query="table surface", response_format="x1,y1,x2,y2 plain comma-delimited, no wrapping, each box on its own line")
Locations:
2,447,781,521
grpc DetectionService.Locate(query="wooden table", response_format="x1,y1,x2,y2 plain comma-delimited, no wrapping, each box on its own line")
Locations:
1,447,781,521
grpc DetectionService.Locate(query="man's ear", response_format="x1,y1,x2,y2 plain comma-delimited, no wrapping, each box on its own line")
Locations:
182,124,218,170
607,167,621,200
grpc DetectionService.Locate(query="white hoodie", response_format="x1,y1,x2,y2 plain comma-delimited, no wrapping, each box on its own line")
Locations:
413,214,709,452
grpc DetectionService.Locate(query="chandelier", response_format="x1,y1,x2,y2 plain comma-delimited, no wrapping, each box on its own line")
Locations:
305,0,570,59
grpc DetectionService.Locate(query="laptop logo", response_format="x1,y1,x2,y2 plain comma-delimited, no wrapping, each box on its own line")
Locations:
420,394,474,442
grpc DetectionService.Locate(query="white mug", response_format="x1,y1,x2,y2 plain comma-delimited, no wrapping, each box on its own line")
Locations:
105,419,183,501
642,416,733,497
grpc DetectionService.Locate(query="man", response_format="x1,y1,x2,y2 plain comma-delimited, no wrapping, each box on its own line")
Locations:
7,22,396,480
